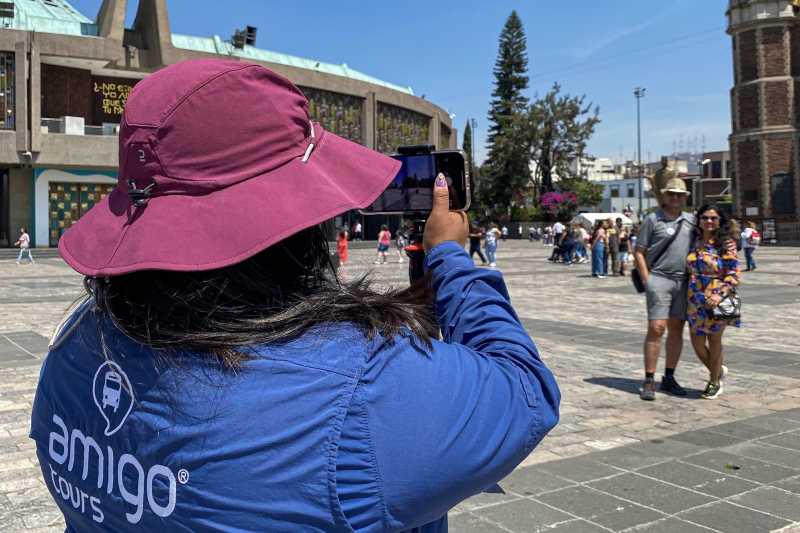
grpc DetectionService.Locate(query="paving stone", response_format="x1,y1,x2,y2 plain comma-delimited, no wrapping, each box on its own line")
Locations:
446,512,508,533
535,485,665,531
627,517,721,532
496,466,576,497
706,420,782,440
637,460,760,499
533,456,622,483
679,501,790,533
757,433,800,452
475,498,575,532
453,490,521,513
580,446,667,470
771,476,800,495
587,472,716,515
680,450,800,484
740,416,800,432
667,430,746,449
539,519,609,532
727,486,800,521
627,438,705,460
723,441,800,470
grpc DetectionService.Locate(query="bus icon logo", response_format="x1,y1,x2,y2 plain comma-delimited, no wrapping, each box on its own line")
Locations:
92,361,134,436
102,371,123,412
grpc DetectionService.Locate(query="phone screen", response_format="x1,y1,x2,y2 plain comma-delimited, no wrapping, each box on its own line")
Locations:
365,152,468,213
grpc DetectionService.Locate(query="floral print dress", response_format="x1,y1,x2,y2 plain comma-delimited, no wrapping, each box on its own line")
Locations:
686,236,741,335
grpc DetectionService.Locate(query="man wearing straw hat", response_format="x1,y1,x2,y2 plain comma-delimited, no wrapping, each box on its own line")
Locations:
633,178,696,401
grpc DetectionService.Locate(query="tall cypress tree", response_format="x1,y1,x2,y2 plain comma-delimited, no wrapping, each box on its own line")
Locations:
462,120,473,172
483,11,530,207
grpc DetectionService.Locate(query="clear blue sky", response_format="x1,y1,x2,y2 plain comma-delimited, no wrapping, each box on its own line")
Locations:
69,0,733,166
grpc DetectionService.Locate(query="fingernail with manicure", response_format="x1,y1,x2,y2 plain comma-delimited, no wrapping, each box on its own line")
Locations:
435,173,446,187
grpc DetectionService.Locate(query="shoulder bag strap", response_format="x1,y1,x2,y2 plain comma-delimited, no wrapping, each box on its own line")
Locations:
646,218,686,269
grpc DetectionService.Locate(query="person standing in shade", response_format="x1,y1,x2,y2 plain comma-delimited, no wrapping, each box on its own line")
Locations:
559,222,576,266
374,224,391,265
501,225,508,242
741,221,760,271
544,225,552,246
590,220,606,278
336,226,349,266
485,223,502,267
353,221,362,241
687,205,740,400
14,228,34,265
468,223,488,265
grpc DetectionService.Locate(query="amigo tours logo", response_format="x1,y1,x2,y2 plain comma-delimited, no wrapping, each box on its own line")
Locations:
47,361,182,525
92,361,134,436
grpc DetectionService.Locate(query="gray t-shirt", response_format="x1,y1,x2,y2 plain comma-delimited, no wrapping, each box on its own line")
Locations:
636,209,696,280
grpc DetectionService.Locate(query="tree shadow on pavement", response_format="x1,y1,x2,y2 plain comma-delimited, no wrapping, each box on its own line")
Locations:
583,377,705,398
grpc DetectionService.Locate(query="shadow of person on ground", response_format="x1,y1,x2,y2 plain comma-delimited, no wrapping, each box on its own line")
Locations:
584,377,705,398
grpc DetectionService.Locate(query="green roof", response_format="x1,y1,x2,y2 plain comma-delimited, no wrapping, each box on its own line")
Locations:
171,34,414,95
3,0,98,36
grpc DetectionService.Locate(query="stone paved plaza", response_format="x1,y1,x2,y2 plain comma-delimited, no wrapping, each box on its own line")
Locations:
0,241,799,532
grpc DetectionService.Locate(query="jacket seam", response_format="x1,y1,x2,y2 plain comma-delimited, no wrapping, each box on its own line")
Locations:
359,380,390,533
327,373,359,533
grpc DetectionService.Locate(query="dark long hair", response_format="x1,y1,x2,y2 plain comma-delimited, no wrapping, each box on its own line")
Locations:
695,204,732,245
89,225,438,368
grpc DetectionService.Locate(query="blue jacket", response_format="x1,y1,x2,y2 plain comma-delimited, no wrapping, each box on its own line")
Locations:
30,242,560,532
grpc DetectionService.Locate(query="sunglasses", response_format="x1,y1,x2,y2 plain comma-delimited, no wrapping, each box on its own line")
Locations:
699,215,720,222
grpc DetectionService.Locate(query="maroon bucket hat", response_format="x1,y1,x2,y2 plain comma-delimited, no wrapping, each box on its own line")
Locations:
58,59,401,277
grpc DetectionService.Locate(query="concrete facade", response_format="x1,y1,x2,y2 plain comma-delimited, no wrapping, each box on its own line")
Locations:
0,0,455,247
727,0,800,237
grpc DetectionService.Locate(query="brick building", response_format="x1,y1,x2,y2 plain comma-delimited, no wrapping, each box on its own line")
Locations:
728,0,800,242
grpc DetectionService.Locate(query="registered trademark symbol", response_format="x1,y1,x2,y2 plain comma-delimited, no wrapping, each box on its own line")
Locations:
177,469,189,484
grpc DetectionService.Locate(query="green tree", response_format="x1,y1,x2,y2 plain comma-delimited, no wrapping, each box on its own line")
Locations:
526,83,600,199
482,11,531,207
557,176,605,208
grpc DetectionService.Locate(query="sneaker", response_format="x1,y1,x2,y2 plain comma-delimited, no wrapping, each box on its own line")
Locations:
598,274,607,278
660,375,688,396
719,365,728,383
489,263,497,267
702,382,723,400
640,379,656,401
398,258,404,262
373,261,381,264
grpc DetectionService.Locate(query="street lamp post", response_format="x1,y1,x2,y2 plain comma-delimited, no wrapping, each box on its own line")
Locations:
470,118,477,179
634,87,646,220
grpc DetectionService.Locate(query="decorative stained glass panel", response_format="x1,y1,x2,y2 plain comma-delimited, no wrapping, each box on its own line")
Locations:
0,52,14,130
377,103,429,154
299,87,363,145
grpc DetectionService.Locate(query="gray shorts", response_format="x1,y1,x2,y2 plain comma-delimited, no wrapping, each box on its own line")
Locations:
645,274,688,321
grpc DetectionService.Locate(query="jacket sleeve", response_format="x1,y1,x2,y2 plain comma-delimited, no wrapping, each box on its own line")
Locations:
359,241,560,531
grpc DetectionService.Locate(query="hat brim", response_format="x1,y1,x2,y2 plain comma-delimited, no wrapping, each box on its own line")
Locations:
660,188,690,195
59,130,401,276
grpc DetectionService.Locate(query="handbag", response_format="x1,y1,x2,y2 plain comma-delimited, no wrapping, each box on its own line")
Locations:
631,219,685,294
710,293,741,320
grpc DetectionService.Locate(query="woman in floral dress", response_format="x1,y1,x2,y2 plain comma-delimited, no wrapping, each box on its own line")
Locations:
687,205,741,399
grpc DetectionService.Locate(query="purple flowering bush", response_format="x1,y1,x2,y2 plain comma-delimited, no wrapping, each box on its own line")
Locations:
540,191,578,221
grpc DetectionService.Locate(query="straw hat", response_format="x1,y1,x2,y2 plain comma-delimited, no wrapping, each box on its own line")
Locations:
660,178,690,195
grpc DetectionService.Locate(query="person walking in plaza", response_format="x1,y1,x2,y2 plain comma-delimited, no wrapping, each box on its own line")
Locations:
559,222,576,266
336,225,349,265
14,228,34,265
31,60,559,533
606,218,620,276
687,205,741,400
375,224,391,264
536,227,542,242
501,225,508,242
544,225,552,246
618,225,631,276
485,222,502,267
395,229,406,262
590,220,607,278
553,220,564,249
353,220,362,241
576,222,590,264
469,223,488,265
741,221,760,271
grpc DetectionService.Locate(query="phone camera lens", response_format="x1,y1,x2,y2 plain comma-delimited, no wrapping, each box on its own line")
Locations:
444,158,449,162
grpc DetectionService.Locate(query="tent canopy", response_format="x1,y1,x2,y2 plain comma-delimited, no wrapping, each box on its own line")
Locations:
572,213,634,229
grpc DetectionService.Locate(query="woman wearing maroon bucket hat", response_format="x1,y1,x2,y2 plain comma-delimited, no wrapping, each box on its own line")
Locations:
29,60,559,532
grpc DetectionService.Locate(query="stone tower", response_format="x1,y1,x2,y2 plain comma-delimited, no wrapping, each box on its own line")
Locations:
728,0,800,231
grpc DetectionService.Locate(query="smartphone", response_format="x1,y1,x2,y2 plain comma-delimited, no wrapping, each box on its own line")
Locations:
361,150,470,214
